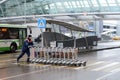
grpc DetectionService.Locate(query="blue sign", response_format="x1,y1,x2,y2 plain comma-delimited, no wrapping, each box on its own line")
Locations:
38,19,46,28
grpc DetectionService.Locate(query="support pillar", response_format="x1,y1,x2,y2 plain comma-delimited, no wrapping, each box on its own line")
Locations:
94,19,103,39
116,21,120,36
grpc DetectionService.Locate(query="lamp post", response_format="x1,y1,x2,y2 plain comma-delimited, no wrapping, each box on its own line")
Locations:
24,0,26,25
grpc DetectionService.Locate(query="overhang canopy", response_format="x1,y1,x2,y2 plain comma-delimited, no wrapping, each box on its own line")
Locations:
46,19,92,32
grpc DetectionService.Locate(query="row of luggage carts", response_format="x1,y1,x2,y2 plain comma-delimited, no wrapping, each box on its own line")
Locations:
30,46,86,67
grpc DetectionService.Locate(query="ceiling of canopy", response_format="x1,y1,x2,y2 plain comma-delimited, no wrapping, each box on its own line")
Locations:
0,0,120,24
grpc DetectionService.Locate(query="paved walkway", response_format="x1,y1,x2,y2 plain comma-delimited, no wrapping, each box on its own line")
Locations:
80,40,120,52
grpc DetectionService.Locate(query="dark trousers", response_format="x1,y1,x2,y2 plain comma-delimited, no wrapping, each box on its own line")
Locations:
17,50,30,62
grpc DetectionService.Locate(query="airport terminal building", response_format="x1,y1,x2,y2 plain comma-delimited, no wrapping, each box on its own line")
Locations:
0,0,120,80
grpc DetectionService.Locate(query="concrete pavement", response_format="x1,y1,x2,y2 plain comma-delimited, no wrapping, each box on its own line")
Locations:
79,40,120,52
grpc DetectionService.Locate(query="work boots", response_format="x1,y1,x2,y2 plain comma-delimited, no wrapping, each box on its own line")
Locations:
27,58,30,63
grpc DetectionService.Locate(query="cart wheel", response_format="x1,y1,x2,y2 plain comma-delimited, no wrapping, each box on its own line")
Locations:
82,61,87,66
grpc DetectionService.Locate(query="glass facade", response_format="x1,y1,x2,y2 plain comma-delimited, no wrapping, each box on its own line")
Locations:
0,0,120,17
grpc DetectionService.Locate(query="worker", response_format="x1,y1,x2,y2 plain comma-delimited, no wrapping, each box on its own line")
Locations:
17,35,33,63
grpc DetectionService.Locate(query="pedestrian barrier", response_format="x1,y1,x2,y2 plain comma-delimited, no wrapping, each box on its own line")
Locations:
30,46,86,67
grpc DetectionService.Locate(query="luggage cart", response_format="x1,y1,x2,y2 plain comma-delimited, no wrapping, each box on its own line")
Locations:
30,46,87,67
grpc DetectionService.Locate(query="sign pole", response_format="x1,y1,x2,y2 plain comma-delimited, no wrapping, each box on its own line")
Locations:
40,29,44,48
38,19,46,48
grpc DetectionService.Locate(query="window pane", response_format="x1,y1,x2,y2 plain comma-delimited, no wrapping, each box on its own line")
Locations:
99,0,108,6
80,1,84,7
83,1,89,7
56,2,63,9
9,28,19,39
64,2,70,8
92,0,99,7
50,3,55,9
76,1,81,7
71,1,77,8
